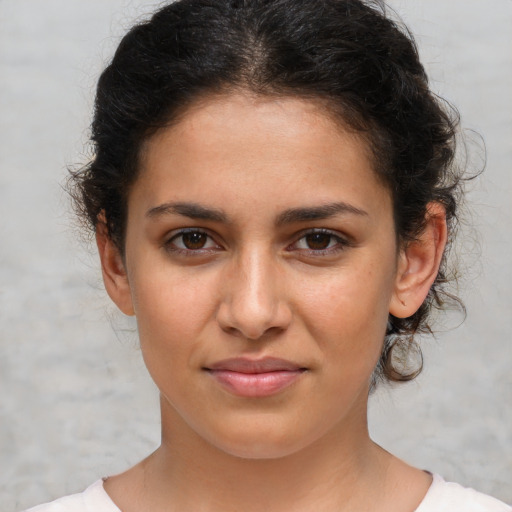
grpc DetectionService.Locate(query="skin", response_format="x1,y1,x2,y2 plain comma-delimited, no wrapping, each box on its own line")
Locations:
97,92,447,512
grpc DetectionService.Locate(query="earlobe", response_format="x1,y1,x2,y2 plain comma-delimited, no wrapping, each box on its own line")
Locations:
390,202,447,319
96,219,135,316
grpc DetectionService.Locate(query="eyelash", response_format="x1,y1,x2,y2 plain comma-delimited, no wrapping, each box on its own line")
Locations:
164,228,221,256
287,229,350,256
163,228,350,257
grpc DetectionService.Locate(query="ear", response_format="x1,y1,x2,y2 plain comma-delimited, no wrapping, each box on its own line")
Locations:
96,217,135,316
390,202,447,318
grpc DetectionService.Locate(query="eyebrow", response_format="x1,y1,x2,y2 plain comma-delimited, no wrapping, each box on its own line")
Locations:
275,202,368,226
146,201,228,222
145,200,367,224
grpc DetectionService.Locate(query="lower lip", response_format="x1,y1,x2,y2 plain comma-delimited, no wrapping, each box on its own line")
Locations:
207,370,305,397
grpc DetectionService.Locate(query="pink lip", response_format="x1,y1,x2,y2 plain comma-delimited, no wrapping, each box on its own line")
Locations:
205,358,306,397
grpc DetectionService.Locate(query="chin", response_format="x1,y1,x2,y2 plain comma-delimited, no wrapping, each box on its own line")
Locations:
217,439,308,461
200,417,323,461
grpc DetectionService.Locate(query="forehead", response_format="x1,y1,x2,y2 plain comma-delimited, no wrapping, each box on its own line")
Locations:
145,92,374,167
133,92,391,221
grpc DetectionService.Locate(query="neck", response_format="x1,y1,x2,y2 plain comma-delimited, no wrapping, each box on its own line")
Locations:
104,393,432,512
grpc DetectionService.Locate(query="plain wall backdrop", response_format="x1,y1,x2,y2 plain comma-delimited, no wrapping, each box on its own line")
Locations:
0,1,511,510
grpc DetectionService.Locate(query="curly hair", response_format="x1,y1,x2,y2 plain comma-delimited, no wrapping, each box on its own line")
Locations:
71,0,464,385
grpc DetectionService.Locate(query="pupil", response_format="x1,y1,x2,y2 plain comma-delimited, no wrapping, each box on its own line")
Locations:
306,233,331,250
183,232,207,249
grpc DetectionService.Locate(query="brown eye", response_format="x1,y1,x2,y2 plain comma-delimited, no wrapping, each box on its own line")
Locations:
290,230,348,255
304,232,333,250
164,228,222,258
181,231,208,249
166,229,219,253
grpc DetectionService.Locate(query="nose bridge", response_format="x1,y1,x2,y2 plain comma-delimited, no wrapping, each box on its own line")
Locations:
240,246,275,311
218,244,289,340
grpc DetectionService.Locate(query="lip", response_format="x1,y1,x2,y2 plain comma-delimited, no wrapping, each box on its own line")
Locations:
204,357,307,397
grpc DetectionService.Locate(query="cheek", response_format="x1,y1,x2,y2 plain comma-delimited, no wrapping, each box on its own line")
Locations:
129,267,220,368
296,261,394,364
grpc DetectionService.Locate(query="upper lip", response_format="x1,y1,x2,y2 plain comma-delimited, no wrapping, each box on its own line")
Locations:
205,357,305,373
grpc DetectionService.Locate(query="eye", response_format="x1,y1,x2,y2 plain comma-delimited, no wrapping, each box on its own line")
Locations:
179,231,209,250
165,229,221,253
290,229,349,254
301,232,337,250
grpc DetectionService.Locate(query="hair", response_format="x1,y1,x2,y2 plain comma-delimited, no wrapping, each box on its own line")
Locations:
70,0,465,385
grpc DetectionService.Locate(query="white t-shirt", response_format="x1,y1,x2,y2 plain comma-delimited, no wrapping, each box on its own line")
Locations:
23,474,511,512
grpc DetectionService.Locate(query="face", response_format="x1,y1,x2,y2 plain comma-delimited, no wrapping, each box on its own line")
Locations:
109,93,407,459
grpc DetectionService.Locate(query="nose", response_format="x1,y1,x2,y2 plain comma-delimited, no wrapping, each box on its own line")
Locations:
216,248,292,341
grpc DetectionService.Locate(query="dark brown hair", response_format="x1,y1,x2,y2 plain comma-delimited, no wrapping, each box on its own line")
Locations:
71,0,464,385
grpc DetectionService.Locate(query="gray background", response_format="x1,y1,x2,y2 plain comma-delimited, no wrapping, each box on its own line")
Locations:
0,1,511,510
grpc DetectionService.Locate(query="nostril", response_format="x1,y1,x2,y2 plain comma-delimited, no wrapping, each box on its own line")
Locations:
219,321,288,342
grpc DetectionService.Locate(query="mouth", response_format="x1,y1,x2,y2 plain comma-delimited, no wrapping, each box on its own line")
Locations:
204,357,307,398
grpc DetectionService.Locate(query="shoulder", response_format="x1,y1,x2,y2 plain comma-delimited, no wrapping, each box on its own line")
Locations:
416,474,512,512
22,480,120,512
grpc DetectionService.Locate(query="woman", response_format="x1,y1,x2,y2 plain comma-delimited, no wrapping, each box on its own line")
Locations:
23,0,511,510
